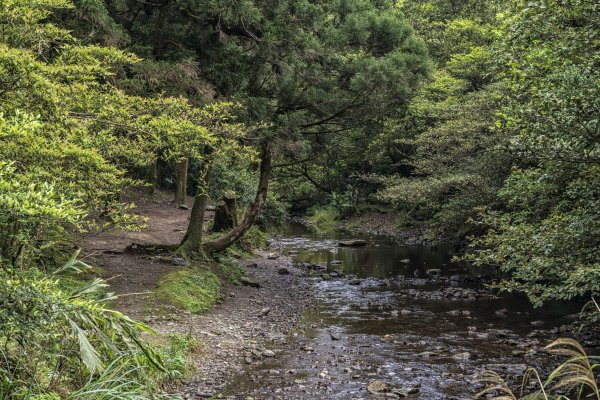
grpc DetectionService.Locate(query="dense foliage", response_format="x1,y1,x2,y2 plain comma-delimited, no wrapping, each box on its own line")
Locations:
465,0,600,306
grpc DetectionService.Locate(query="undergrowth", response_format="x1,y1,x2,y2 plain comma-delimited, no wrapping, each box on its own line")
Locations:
217,258,245,284
0,253,181,399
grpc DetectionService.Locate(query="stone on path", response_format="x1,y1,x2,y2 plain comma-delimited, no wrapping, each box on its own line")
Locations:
240,276,261,288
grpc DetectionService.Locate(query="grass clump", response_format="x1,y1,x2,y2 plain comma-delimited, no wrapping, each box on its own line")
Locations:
147,332,202,379
306,205,339,233
156,268,221,313
218,258,245,284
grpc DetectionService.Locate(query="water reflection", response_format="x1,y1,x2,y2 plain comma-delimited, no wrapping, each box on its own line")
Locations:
271,221,482,279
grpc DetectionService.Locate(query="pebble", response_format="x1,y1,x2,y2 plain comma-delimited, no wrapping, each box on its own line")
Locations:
452,352,471,361
263,350,276,357
367,379,387,393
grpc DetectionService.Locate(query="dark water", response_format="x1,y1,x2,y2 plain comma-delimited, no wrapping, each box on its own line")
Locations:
225,224,581,399
271,222,495,280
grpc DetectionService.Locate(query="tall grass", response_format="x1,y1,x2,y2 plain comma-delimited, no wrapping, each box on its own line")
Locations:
475,338,600,400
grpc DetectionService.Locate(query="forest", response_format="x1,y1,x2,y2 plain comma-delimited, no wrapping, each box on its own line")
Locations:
0,0,599,399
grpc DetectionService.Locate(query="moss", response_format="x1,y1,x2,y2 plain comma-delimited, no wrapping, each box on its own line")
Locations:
155,268,221,313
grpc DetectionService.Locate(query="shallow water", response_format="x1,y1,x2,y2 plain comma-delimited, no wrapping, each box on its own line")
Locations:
225,224,580,399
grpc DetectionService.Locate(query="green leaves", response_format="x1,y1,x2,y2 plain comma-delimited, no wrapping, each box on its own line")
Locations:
465,0,600,306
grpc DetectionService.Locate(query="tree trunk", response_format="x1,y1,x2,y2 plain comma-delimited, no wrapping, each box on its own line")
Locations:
149,158,158,194
177,191,209,256
204,146,272,254
177,161,212,256
175,158,188,206
223,192,238,226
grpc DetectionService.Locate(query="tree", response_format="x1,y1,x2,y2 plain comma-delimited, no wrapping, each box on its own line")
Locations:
101,0,430,253
362,0,511,237
466,0,600,306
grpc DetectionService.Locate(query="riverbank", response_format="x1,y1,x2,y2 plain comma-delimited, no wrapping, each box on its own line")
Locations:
79,200,596,399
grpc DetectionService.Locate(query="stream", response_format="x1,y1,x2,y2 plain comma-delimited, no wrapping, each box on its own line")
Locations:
225,224,580,399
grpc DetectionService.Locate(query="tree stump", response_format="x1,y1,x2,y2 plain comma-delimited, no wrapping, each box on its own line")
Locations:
212,192,237,232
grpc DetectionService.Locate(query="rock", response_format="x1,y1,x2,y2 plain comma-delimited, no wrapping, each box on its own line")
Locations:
245,357,253,364
262,350,276,357
330,331,342,341
267,252,280,260
390,310,399,317
426,268,441,277
367,379,387,393
417,351,439,358
530,320,544,327
452,352,471,361
446,310,461,316
240,276,261,288
400,309,412,315
172,257,189,266
277,267,290,275
400,258,411,264
495,308,508,316
392,384,421,396
178,204,189,210
260,307,271,316
321,273,332,280
339,240,367,247
330,260,343,265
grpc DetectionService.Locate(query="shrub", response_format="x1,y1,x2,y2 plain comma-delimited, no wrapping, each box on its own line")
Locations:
0,253,177,399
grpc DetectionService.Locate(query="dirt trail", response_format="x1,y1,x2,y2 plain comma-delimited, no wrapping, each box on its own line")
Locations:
78,193,314,399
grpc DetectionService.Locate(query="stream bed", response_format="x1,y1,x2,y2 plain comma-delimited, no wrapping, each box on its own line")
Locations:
224,225,580,399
